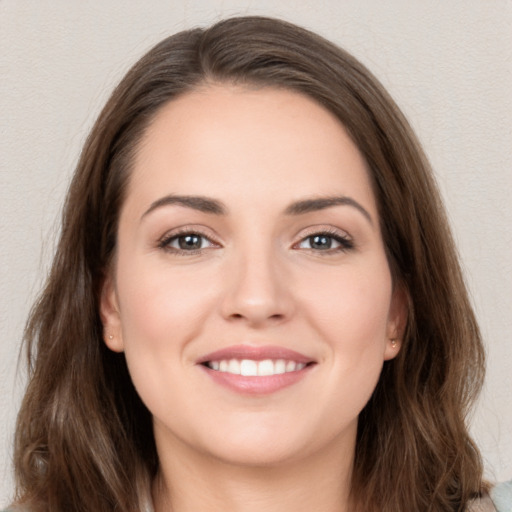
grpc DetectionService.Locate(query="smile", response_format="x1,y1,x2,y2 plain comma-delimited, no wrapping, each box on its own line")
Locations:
204,359,307,376
198,345,316,395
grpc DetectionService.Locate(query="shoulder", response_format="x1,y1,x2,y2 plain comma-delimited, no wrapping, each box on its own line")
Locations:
490,480,512,512
466,481,512,512
468,494,498,511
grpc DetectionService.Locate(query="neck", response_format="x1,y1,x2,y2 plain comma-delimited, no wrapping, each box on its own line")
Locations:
152,431,356,512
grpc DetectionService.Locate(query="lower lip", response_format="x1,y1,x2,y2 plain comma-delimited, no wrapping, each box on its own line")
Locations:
199,365,314,395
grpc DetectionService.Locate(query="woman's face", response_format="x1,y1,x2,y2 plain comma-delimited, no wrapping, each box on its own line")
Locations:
101,85,405,468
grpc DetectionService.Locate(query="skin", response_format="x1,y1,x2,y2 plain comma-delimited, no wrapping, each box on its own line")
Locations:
101,85,406,512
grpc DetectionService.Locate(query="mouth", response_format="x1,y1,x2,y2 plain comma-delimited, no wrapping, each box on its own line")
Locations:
197,345,316,394
203,359,308,376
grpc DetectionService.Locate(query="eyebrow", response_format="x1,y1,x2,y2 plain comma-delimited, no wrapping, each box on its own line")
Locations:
141,195,227,219
284,196,373,224
141,194,372,225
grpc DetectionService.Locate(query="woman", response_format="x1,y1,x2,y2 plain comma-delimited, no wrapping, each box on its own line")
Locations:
8,16,509,512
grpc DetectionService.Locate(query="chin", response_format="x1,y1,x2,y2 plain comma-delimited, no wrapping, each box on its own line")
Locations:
161,410,357,470
205,437,311,468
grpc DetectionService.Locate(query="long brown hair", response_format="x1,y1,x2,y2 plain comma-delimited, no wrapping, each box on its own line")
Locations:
14,16,486,512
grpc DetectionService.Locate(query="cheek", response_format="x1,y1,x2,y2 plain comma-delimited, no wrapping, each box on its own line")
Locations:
302,262,393,348
114,254,220,354
113,256,221,416
299,260,393,401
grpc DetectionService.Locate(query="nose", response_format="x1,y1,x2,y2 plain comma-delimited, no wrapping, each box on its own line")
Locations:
220,249,295,328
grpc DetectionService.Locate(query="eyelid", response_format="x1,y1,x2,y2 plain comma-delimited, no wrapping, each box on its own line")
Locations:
294,225,352,242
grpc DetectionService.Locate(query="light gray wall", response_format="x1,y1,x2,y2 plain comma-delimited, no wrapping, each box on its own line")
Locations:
1,0,511,505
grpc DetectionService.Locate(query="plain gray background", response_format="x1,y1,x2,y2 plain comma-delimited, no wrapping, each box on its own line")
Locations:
1,0,511,505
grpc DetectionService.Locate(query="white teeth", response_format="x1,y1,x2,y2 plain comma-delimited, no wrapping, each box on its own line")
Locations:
240,359,258,376
258,359,274,376
274,359,286,374
286,360,296,372
207,358,308,376
228,359,241,375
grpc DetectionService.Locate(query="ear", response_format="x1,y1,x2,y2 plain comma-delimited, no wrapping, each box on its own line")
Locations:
99,273,125,353
383,283,408,361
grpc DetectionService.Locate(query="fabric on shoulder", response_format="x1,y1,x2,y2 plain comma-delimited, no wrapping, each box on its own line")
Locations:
467,494,498,511
491,480,512,512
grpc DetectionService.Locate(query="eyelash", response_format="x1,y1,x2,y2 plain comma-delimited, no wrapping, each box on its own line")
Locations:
293,228,354,254
157,227,354,255
158,228,219,255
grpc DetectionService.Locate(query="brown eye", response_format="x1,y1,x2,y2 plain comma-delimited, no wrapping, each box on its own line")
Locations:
177,234,203,250
159,232,216,253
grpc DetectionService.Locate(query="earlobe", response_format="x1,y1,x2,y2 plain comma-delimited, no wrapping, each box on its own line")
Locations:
384,337,400,360
384,283,409,361
99,274,124,353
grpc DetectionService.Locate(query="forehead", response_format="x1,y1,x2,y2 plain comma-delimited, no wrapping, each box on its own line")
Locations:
126,84,377,217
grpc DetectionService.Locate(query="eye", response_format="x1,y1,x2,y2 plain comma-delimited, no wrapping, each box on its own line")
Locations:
158,231,217,254
295,231,353,252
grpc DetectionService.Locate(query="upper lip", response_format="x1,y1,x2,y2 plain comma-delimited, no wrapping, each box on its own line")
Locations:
196,344,315,365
